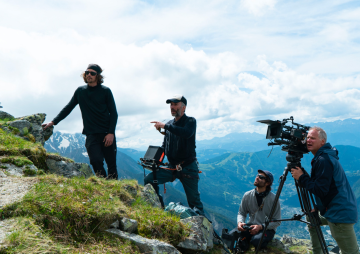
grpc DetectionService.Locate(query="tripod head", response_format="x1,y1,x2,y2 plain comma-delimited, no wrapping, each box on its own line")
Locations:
285,149,303,170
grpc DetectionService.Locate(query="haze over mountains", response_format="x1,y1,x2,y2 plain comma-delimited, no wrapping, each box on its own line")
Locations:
44,118,360,242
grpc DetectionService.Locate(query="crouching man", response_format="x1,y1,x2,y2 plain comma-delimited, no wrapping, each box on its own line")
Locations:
237,170,281,250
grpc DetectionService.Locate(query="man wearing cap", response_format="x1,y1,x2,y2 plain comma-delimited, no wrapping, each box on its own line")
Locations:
236,170,281,251
42,64,118,180
145,95,204,214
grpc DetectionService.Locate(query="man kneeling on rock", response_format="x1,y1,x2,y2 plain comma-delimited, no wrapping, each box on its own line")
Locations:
236,170,281,251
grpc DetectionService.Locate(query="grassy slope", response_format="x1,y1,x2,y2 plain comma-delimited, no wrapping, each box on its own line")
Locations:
0,175,190,253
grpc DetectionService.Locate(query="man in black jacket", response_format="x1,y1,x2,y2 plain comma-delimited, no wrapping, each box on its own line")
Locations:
42,64,118,179
145,95,204,213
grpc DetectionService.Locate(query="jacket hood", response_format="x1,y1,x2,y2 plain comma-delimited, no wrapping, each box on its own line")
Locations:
314,143,339,160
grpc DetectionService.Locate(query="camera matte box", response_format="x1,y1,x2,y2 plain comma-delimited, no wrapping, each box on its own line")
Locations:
144,146,165,162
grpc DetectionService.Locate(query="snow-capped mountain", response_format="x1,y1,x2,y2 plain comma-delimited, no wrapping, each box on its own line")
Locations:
44,131,144,181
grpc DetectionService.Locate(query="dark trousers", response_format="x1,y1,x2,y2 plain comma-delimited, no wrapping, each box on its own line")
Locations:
85,133,118,180
144,161,204,213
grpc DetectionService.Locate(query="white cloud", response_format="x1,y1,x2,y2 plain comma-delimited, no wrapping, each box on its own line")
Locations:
240,0,276,16
0,0,360,150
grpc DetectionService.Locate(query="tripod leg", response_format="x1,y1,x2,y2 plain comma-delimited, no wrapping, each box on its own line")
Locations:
298,185,328,254
255,167,290,254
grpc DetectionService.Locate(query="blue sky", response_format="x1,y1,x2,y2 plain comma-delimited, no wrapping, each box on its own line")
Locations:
0,0,359,149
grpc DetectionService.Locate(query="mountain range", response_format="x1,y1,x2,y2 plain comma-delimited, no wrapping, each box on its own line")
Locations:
44,117,360,242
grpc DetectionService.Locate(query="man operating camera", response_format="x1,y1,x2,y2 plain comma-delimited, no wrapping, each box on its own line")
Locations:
291,127,358,254
145,95,204,214
237,170,281,251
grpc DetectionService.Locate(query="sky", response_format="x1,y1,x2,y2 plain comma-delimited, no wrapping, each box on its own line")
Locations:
0,0,359,150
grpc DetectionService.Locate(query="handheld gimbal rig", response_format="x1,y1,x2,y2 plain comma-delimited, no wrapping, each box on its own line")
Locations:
254,117,328,254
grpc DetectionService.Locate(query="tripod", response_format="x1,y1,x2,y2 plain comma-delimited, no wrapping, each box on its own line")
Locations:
255,150,328,254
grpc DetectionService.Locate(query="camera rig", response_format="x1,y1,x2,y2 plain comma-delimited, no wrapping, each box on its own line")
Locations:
254,116,329,254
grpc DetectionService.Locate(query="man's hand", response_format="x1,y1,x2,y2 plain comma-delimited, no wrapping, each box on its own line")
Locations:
42,121,54,130
151,121,165,131
291,166,303,180
249,224,262,235
103,134,114,147
237,222,247,232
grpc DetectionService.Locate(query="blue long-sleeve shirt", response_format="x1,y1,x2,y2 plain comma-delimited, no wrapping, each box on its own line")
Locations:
299,143,358,224
162,114,196,165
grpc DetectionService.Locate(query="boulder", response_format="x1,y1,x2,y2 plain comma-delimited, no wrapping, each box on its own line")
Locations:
106,228,181,254
8,120,32,135
16,113,53,145
46,158,93,178
0,111,14,120
120,217,138,233
178,216,214,251
140,184,162,208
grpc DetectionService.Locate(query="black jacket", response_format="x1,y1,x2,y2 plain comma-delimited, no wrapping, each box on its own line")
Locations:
52,84,118,135
162,114,196,165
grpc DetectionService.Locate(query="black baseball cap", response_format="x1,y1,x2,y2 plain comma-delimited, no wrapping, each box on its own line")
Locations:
258,169,274,183
166,95,187,106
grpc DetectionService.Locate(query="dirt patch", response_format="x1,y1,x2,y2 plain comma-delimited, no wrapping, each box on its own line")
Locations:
0,176,37,209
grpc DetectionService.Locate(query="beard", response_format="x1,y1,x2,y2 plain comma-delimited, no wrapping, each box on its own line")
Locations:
171,108,182,117
254,181,266,188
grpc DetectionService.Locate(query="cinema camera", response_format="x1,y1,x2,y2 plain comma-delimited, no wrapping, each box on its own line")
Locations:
254,116,328,254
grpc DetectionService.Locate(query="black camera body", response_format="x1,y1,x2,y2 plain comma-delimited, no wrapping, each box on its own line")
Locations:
258,116,310,154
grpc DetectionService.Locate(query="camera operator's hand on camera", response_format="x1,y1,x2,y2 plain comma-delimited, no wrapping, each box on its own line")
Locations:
103,134,114,147
42,121,54,130
249,225,262,235
150,121,165,131
237,222,247,231
291,166,303,180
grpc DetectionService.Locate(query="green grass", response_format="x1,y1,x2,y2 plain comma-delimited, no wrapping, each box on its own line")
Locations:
0,175,190,253
0,156,33,167
0,217,140,254
0,129,46,169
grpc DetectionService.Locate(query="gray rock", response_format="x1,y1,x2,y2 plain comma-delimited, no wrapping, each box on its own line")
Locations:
140,184,162,208
0,164,38,177
110,220,120,229
16,113,53,145
281,235,311,247
120,217,138,233
46,159,93,178
8,120,32,135
0,111,14,120
106,228,181,254
178,216,214,251
268,238,290,253
0,170,7,178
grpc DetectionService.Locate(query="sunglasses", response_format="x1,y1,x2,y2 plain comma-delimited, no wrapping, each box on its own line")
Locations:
257,174,267,180
85,71,97,76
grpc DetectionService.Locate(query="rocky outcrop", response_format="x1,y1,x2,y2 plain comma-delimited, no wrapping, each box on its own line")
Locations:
0,111,14,120
140,184,162,208
16,113,53,145
106,228,181,254
178,216,214,252
0,112,53,145
46,155,93,178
